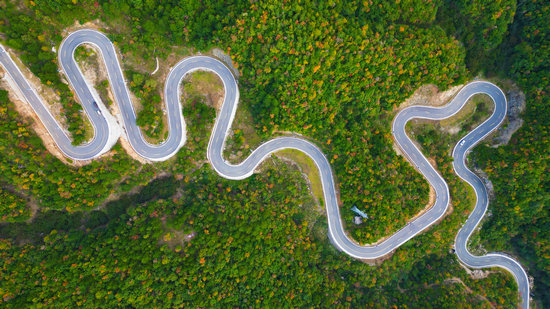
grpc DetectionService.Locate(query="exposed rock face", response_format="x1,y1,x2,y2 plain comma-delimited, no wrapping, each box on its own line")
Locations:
212,48,240,78
491,87,525,147
473,165,495,200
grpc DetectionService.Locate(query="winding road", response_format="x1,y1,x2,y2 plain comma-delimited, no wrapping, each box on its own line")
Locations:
0,29,529,308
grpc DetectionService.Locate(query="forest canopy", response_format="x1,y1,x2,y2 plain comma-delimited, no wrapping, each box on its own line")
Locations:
0,0,547,307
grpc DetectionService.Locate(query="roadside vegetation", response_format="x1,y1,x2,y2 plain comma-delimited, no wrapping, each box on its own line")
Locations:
0,3,89,144
0,89,145,216
468,1,550,305
0,155,517,307
129,70,165,141
0,0,547,307
276,149,324,204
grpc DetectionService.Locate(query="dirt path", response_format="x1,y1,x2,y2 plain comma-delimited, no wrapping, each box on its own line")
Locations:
396,84,464,111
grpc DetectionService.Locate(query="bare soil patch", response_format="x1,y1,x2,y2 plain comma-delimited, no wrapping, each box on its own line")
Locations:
396,83,464,111
0,47,67,124
458,262,501,280
359,250,396,266
491,83,525,147
63,20,107,35
3,21,248,167
182,71,224,110
159,229,197,251
74,45,147,163
0,67,85,166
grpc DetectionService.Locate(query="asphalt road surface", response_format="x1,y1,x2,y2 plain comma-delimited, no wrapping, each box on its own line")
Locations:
0,29,529,308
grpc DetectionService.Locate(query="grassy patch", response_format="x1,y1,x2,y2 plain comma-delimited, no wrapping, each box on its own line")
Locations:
96,80,113,107
440,94,494,131
263,157,322,231
183,71,224,108
81,113,94,142
276,149,324,203
222,104,262,163
158,228,195,252
184,71,223,94
75,45,94,62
